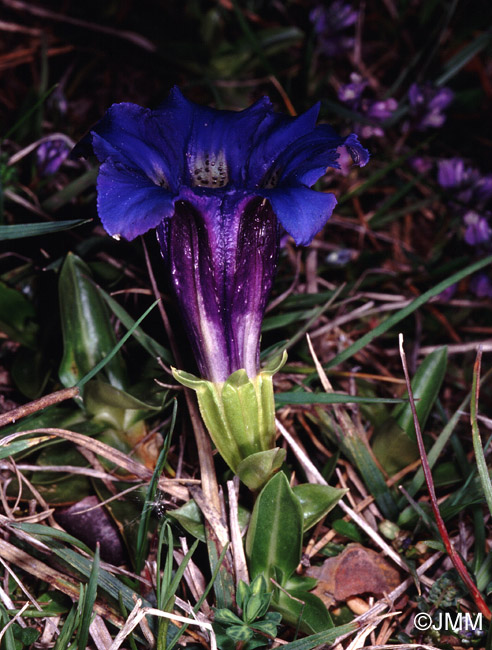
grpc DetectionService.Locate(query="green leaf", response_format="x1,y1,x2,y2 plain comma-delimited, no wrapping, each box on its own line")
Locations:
273,588,333,634
275,392,403,406
83,380,160,430
8,522,93,556
11,346,51,399
372,347,448,474
42,168,99,211
76,545,99,650
0,219,90,240
292,484,347,532
237,448,286,491
246,472,303,584
58,253,127,390
280,622,357,649
314,409,399,520
225,625,253,642
393,347,448,438
169,499,206,542
213,609,244,626
0,281,37,348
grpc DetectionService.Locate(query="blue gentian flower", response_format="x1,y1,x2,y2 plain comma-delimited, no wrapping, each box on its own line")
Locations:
76,87,369,383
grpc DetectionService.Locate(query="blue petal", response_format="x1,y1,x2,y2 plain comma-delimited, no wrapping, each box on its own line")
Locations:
166,89,273,187
89,100,189,192
245,103,321,186
97,160,175,240
276,127,369,187
261,187,337,245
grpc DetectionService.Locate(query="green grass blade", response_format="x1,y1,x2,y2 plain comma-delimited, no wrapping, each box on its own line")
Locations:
97,284,172,363
76,299,160,389
470,349,492,516
167,543,229,650
0,219,91,240
76,545,100,650
53,601,79,650
436,30,492,87
41,168,99,211
0,604,17,650
275,393,403,406
281,622,357,649
2,84,58,143
315,409,399,519
322,254,492,371
135,402,176,573
8,522,93,555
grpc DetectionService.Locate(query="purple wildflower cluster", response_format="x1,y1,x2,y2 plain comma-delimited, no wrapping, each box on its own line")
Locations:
337,75,454,139
338,73,397,138
310,1,357,57
438,158,492,297
407,83,454,131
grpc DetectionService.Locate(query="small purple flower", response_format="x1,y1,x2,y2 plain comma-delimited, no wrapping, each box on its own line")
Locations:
364,98,398,121
408,83,453,130
37,139,70,175
470,273,492,298
76,87,369,382
338,74,397,138
463,211,492,246
409,157,433,174
437,159,491,208
310,1,358,57
473,175,492,206
437,158,467,189
337,73,367,108
438,284,457,301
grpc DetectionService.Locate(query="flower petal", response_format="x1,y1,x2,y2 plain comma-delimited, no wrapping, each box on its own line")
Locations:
174,90,273,187
261,186,337,245
245,103,321,186
97,160,175,240
88,100,190,191
276,127,369,187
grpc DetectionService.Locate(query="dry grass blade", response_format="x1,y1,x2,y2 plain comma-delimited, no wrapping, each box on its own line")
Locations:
0,602,29,643
0,556,41,611
0,538,124,625
108,598,216,650
0,428,189,500
227,479,249,586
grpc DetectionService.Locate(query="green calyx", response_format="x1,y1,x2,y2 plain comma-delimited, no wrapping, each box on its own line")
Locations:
173,352,287,490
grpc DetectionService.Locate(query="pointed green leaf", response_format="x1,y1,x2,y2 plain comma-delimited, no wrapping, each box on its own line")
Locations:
246,472,303,583
273,589,333,634
292,484,347,532
372,347,448,474
237,448,286,491
58,253,127,390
